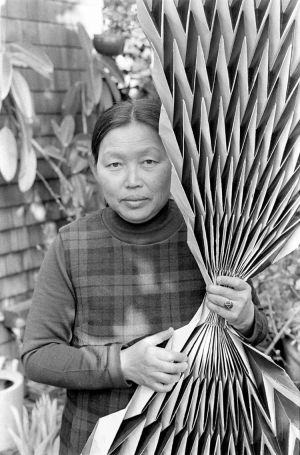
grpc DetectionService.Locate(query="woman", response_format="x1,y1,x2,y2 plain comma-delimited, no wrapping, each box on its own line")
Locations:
22,98,268,454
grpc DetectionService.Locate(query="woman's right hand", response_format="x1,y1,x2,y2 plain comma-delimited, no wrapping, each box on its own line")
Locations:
120,327,188,393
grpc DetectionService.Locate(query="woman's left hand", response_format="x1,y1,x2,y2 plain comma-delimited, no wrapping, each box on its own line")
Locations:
206,276,255,336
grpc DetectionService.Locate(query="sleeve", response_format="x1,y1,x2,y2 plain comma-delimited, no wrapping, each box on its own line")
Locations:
236,280,268,346
21,233,130,390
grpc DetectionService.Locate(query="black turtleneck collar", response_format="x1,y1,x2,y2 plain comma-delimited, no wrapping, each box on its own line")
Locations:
101,200,184,245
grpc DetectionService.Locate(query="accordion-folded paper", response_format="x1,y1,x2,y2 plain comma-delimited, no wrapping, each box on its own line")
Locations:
83,0,300,453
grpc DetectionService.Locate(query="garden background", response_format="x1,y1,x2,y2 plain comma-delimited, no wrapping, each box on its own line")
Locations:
0,0,299,453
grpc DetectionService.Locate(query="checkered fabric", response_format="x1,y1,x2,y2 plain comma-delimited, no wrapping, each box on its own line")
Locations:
58,205,207,453
22,202,266,454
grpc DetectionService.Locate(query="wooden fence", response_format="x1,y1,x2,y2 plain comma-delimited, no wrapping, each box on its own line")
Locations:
0,0,103,312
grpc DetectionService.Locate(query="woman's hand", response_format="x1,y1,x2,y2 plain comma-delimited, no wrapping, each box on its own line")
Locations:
120,327,188,393
206,276,255,336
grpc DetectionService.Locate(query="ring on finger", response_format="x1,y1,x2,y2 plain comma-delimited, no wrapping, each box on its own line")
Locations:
224,300,233,310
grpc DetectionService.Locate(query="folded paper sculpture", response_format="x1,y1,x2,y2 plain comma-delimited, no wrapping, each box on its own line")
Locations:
83,0,300,453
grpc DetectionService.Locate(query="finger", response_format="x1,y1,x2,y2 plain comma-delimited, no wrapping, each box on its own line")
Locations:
206,284,236,299
146,327,174,346
207,293,235,308
156,359,188,375
152,382,175,393
206,300,235,321
156,348,188,363
154,372,181,385
216,276,247,290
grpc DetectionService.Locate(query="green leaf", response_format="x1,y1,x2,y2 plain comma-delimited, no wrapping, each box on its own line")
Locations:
17,112,37,192
11,69,35,122
73,133,91,155
9,429,30,455
95,54,124,83
82,85,94,116
70,173,92,207
100,81,113,111
0,50,13,101
51,115,75,147
68,147,89,173
62,82,82,116
34,429,59,455
104,74,121,102
8,42,53,78
43,145,66,161
85,60,103,106
18,141,37,192
77,22,94,59
60,177,72,205
0,125,18,181
9,406,30,452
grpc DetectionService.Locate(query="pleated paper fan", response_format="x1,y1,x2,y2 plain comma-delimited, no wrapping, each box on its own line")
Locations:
83,1,300,454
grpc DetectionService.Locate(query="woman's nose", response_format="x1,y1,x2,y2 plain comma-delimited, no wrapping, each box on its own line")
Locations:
125,165,142,187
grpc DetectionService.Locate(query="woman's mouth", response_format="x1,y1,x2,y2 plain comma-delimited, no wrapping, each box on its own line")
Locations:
122,198,149,207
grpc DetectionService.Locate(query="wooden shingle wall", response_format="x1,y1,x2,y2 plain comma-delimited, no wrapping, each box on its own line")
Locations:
0,0,102,311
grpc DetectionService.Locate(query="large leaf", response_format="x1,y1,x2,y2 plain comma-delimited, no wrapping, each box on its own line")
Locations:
18,141,37,192
72,133,91,155
51,115,75,148
95,54,124,84
11,69,35,122
68,147,89,174
85,60,103,106
100,81,113,111
77,22,94,59
70,173,92,207
0,50,13,101
0,125,18,181
17,112,37,192
8,42,53,78
62,82,82,116
103,74,121,102
43,145,66,162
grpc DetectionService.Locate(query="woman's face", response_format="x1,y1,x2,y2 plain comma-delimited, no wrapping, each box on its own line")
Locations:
96,121,172,224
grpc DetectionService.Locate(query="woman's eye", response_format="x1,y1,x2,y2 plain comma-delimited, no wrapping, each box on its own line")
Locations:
143,159,157,166
108,162,121,168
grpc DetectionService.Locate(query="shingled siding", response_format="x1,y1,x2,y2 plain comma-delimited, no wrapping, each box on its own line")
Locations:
0,0,103,310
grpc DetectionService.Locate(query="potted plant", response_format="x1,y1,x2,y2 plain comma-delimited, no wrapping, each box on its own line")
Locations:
93,32,125,56
0,361,24,451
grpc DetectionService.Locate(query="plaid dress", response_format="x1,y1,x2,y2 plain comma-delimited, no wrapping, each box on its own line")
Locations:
59,202,206,453
22,202,267,454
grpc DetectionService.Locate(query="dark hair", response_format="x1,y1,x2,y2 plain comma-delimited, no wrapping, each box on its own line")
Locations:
91,98,161,162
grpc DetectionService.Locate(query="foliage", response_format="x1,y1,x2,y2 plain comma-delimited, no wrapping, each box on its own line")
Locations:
0,33,53,191
9,394,62,455
103,0,137,34
103,0,156,99
1,21,124,219
254,248,300,356
38,23,124,219
0,9,152,218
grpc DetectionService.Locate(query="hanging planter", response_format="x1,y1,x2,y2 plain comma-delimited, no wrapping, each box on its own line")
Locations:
93,32,125,56
0,369,23,451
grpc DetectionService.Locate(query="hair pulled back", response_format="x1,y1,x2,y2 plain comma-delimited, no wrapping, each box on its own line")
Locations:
91,98,161,163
